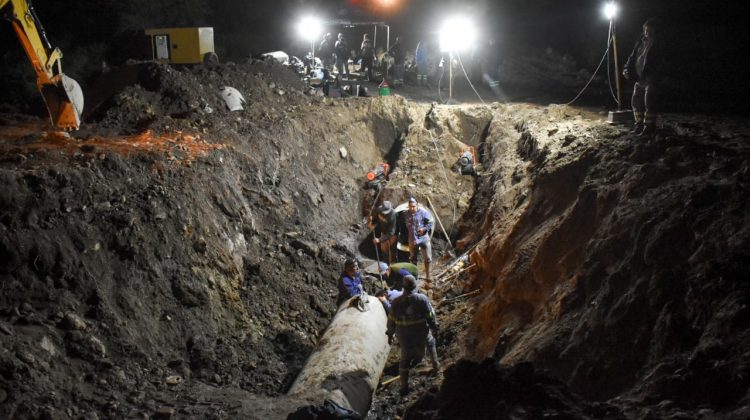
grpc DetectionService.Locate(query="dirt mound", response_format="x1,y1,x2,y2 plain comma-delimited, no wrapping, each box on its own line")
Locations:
83,60,309,136
455,107,750,415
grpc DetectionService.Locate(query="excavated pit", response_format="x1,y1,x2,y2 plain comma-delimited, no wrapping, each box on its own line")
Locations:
1,60,749,420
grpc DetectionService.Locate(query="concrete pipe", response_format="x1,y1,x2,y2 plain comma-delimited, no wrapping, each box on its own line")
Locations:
287,294,390,416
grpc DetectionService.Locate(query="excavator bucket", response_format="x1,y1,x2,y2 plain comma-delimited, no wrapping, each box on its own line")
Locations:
39,73,84,130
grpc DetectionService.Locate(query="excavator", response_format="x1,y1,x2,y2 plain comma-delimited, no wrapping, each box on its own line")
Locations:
1,0,83,130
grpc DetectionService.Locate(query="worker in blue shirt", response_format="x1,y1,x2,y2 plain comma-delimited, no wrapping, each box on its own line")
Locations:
406,197,434,283
337,258,364,306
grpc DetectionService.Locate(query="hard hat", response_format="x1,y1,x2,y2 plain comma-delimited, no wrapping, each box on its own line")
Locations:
379,201,393,214
379,262,389,274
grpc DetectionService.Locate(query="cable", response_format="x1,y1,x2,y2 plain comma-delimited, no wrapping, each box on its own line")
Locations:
456,53,487,105
427,129,457,230
437,59,446,103
565,31,612,106
605,21,619,106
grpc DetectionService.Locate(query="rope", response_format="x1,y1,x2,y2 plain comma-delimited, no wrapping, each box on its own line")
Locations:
426,129,457,230
565,27,613,106
605,21,620,106
456,53,487,105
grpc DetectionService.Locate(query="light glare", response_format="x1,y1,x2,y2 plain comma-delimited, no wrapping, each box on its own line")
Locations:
439,17,477,53
603,2,618,20
298,16,322,40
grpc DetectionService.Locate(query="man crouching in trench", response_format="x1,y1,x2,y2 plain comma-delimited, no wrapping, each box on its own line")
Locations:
385,275,440,395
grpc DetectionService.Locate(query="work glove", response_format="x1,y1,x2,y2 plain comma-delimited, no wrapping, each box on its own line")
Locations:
387,334,394,345
622,69,631,80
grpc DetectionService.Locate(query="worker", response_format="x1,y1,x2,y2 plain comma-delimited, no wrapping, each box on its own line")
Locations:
337,258,364,306
335,33,350,78
406,197,434,285
386,275,440,395
379,261,419,291
360,33,375,82
319,32,335,71
623,18,664,136
388,36,406,86
375,287,403,314
368,201,398,264
415,40,429,87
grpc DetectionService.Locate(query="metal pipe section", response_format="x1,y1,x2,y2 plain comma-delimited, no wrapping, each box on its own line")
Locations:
287,295,390,416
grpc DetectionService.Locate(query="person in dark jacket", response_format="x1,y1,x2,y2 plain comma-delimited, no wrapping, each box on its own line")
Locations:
337,258,364,306
386,275,440,395
388,36,406,86
623,18,663,136
319,32,335,71
369,201,398,264
335,33,350,77
415,41,430,87
360,33,375,81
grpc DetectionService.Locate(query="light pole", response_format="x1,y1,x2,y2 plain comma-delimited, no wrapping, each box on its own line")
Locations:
439,16,476,104
298,16,322,71
604,2,632,123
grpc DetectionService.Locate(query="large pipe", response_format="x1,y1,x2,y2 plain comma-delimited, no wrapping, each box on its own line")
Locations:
287,295,390,416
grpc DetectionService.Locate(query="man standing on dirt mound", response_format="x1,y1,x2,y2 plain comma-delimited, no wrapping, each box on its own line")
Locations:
623,18,664,136
406,197,434,288
386,275,440,396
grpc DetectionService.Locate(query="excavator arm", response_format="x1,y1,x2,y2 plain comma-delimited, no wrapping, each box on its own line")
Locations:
1,0,83,130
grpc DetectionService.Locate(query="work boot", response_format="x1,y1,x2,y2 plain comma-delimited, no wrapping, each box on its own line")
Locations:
630,122,644,134
639,125,655,136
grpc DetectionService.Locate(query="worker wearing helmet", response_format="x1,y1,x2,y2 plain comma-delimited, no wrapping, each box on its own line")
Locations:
369,201,398,264
386,275,440,395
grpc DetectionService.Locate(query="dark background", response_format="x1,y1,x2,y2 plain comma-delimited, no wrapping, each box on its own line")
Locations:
1,0,748,113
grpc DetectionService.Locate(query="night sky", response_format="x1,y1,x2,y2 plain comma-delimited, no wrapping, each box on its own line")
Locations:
1,0,748,112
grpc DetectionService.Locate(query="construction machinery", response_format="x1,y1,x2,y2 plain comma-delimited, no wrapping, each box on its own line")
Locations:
144,27,217,65
1,0,84,130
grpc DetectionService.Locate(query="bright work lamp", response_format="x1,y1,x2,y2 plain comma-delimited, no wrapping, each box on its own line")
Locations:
603,2,631,124
298,16,322,68
439,17,476,53
438,16,476,103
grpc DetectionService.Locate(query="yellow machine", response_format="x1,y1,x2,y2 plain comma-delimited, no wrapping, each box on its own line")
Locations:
1,0,83,130
144,27,217,65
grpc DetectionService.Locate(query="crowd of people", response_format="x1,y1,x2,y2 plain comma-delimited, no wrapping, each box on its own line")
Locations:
329,16,662,399
311,30,502,92
337,196,441,396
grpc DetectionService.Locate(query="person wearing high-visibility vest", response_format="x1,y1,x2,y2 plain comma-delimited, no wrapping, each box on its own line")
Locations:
386,275,440,396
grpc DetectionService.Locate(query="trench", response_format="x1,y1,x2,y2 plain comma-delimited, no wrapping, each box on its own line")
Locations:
271,102,495,417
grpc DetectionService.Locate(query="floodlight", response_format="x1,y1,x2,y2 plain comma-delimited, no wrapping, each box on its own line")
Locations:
603,2,618,20
298,16,322,40
439,16,477,53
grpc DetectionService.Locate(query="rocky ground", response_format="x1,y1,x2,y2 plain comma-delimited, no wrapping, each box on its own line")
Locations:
0,54,749,420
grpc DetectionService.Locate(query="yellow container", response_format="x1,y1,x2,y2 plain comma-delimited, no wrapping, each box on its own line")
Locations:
144,27,215,64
